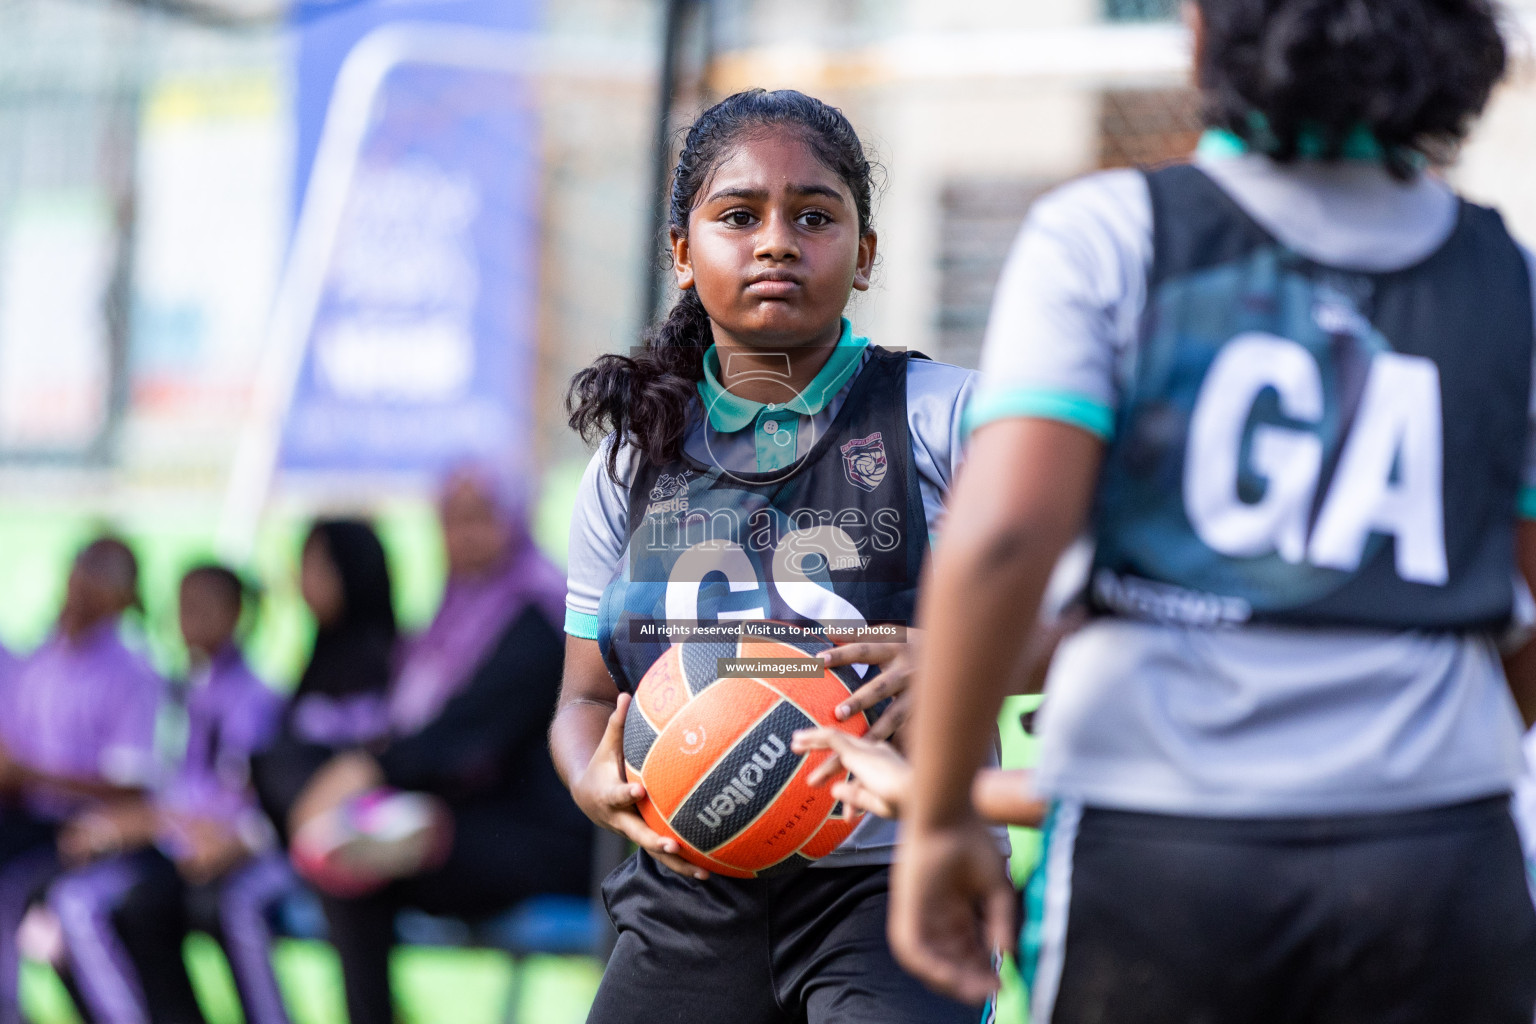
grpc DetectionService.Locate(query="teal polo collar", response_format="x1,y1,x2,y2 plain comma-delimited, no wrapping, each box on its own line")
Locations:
697,318,869,434
1197,120,1397,164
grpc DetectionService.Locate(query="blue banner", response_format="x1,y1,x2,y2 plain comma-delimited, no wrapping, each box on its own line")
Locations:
279,0,542,476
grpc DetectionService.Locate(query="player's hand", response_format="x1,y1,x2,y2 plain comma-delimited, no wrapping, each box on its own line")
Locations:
811,628,921,785
571,694,709,881
889,814,1015,1006
792,727,912,819
822,628,923,740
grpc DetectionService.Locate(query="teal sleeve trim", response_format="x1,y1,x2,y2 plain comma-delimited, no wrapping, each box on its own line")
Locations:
564,609,600,640
962,388,1116,441
1518,488,1536,521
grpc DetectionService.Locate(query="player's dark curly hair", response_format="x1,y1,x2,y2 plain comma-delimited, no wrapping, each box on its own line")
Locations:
1195,0,1507,177
567,88,875,479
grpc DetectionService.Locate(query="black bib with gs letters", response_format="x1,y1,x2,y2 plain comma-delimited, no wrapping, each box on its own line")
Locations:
597,346,929,691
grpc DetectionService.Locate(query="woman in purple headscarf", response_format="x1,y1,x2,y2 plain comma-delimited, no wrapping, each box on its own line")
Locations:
279,466,594,1024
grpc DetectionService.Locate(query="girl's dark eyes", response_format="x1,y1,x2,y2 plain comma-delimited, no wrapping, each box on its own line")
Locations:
719,209,834,228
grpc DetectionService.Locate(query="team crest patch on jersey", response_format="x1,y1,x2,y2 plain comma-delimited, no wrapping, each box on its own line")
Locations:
839,432,887,493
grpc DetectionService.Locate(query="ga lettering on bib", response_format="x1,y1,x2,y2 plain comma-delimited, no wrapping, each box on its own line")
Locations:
1090,165,1534,630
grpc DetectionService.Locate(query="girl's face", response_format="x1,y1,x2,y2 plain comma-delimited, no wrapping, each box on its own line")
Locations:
673,129,876,350
300,536,345,629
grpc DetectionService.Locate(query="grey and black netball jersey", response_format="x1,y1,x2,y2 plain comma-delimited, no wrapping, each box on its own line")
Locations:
974,147,1536,817
566,341,978,865
597,346,929,695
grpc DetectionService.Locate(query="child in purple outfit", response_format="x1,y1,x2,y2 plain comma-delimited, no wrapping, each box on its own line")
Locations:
48,565,291,1024
0,538,164,1024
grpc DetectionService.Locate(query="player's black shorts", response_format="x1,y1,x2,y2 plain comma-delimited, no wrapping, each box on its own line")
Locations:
587,851,991,1024
1024,795,1536,1024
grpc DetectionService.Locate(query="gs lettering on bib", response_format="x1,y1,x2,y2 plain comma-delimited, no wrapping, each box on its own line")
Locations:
1090,165,1534,631
597,347,929,692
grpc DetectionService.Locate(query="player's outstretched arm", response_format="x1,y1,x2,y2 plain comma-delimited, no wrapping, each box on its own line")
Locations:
794,727,1047,827
800,633,925,790
550,637,709,880
792,727,912,818
892,417,1103,1005
807,597,1077,791
970,769,1048,828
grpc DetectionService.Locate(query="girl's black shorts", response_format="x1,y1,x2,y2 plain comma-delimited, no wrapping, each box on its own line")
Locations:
588,851,992,1024
1026,795,1536,1024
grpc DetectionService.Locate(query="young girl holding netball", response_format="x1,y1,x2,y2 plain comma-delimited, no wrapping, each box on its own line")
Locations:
552,88,982,1024
894,0,1536,1021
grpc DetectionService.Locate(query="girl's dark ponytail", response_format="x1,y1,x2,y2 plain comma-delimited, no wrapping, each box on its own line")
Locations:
567,88,875,479
567,288,712,479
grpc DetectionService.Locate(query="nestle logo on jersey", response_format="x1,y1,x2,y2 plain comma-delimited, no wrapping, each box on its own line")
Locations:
694,734,787,831
644,472,690,517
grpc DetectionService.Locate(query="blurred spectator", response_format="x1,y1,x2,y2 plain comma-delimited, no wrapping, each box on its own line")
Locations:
253,519,397,828
47,565,290,1024
289,520,397,750
0,538,164,1024
264,468,592,1024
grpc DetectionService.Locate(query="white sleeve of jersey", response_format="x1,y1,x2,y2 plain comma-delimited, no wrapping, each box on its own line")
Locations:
902,358,977,542
906,359,976,488
969,168,1153,435
565,436,635,629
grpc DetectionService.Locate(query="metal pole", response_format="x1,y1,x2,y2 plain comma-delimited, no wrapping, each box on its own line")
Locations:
640,0,701,330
